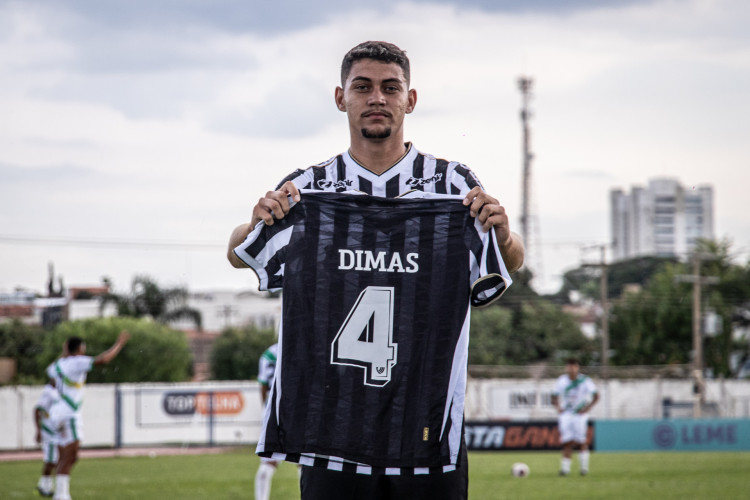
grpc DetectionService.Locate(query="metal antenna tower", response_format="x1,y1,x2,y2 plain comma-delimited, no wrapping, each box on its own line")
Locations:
518,76,540,280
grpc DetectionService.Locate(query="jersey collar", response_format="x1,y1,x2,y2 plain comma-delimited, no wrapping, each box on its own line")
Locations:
344,142,417,178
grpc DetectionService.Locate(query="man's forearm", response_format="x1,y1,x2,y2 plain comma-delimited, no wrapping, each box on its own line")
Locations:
498,231,524,273
227,223,254,268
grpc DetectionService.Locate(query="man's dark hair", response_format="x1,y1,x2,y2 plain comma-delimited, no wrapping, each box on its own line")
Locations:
341,41,411,87
566,357,580,366
66,336,84,354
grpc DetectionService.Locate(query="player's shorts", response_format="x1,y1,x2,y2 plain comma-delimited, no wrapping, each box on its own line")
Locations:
40,425,59,464
300,441,468,500
558,412,589,444
49,409,83,447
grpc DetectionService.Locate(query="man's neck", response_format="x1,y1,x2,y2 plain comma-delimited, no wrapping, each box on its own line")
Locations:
348,137,408,175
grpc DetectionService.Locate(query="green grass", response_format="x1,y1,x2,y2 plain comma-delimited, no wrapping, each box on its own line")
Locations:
2,449,749,499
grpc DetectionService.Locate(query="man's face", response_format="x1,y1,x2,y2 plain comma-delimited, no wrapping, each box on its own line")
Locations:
566,362,580,379
335,59,416,141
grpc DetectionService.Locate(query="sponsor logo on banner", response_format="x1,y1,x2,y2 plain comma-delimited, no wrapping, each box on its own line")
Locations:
465,421,594,451
652,421,738,449
163,391,244,416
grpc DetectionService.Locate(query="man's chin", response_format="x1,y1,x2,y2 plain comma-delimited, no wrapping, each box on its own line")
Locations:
361,127,392,140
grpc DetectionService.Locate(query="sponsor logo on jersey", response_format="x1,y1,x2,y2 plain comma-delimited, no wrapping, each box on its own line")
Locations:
316,178,354,190
405,173,443,187
338,249,419,273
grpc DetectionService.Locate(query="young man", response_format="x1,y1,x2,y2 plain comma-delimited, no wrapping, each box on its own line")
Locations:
33,379,60,497
46,331,130,500
255,343,279,500
228,41,524,500
551,358,599,476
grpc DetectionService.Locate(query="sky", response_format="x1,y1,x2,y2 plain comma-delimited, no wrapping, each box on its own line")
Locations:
1,0,749,296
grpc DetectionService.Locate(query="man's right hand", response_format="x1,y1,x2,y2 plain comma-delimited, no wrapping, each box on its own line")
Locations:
250,181,301,227
227,182,301,268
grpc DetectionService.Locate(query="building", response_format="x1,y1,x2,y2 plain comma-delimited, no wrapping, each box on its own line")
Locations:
611,177,714,261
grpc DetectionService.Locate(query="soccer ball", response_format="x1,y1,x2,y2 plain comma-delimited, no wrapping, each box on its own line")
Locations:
511,462,530,477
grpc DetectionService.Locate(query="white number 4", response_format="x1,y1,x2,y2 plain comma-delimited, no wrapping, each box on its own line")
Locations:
331,286,398,387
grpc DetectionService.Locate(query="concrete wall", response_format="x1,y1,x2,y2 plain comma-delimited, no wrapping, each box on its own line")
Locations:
2,378,750,451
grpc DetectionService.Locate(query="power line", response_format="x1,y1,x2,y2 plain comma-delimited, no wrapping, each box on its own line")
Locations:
0,234,224,251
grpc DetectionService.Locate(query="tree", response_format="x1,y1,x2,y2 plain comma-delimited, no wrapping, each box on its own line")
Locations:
100,275,202,331
210,325,277,380
38,317,193,383
608,239,750,377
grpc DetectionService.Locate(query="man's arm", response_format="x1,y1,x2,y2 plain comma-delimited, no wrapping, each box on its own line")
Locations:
551,394,562,413
463,186,525,273
33,407,43,443
227,181,301,268
580,392,600,414
94,331,131,366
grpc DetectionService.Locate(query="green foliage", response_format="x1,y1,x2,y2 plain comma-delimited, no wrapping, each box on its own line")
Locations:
0,319,47,384
210,325,277,380
37,317,193,383
470,299,593,365
608,239,750,376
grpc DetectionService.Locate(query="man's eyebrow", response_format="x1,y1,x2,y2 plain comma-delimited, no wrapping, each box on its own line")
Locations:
349,76,404,84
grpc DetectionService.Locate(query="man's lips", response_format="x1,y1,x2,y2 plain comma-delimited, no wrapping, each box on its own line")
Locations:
362,111,391,118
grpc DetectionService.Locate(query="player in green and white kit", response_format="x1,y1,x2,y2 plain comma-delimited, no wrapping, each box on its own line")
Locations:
46,331,130,500
551,358,599,476
255,343,279,500
34,380,61,497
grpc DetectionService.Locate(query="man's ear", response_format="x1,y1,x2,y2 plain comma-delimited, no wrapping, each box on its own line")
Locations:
335,87,346,112
406,88,417,114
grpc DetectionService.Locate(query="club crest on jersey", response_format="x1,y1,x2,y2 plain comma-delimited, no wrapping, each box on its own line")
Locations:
316,179,354,190
338,249,419,273
405,173,443,187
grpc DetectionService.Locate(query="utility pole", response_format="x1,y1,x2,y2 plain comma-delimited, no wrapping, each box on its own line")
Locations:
676,254,719,418
599,245,609,382
582,244,610,417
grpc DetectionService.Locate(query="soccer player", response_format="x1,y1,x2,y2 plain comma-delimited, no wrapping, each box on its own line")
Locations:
255,343,279,500
33,379,60,497
551,358,599,476
228,41,524,500
46,331,130,500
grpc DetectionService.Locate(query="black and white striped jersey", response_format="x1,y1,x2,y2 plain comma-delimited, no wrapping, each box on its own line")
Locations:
274,143,482,197
234,191,512,474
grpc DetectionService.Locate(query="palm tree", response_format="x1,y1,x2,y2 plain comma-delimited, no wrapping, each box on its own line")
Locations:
99,275,202,331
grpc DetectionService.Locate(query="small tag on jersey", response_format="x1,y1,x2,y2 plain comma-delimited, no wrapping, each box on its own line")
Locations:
423,427,429,441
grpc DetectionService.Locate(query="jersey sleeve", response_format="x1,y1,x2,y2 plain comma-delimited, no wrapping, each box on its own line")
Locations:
233,213,297,292
468,218,512,308
552,376,564,396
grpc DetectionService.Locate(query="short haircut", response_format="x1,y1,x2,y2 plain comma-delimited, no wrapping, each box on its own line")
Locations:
66,336,84,354
566,357,580,366
341,41,411,87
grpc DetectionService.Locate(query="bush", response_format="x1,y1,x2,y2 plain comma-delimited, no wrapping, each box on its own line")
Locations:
38,317,193,383
210,325,276,381
0,320,47,384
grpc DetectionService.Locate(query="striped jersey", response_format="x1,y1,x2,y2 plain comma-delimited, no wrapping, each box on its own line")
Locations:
35,384,60,437
234,190,512,475
46,356,94,414
258,343,278,388
274,143,482,197
553,374,598,415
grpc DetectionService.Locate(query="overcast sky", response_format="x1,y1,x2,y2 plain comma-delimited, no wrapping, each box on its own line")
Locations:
1,0,748,296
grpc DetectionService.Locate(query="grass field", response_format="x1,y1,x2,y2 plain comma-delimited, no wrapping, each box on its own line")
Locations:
2,448,749,499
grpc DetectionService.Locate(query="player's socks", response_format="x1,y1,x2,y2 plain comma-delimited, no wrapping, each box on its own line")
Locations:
579,450,590,473
254,462,276,500
37,475,54,496
53,475,70,500
560,457,571,475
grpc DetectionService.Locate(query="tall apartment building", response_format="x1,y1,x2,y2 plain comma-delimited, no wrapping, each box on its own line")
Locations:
611,178,714,261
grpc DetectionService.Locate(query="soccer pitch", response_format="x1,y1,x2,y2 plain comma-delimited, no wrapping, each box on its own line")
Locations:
1,448,748,499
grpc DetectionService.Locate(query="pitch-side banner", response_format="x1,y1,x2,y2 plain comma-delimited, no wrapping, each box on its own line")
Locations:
465,420,595,451
135,387,256,426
